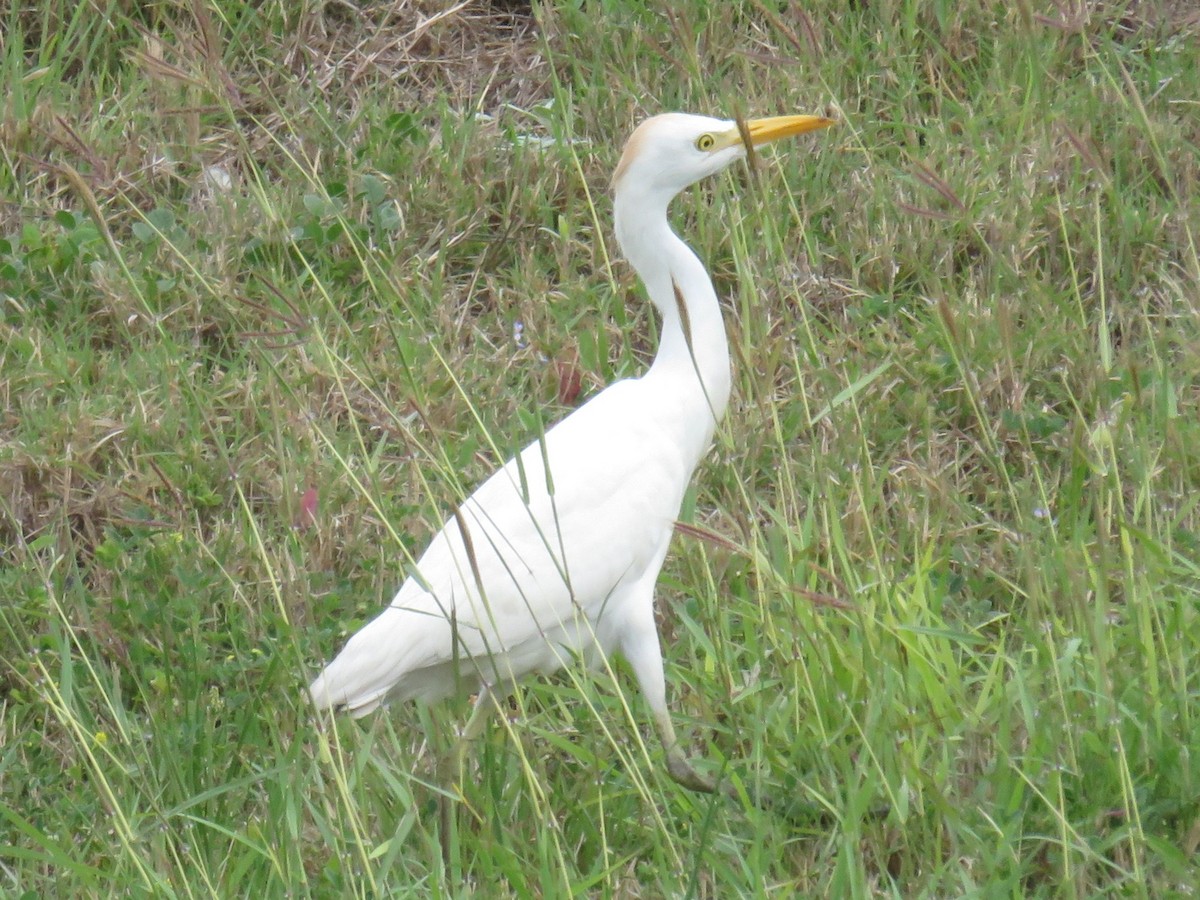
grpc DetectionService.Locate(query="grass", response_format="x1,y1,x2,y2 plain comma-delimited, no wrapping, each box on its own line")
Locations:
2,0,1199,895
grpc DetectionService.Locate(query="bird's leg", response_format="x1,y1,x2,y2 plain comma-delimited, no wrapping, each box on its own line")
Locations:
439,684,498,872
620,614,726,795
654,705,779,811
450,683,497,780
622,603,794,817
462,684,499,740
652,706,719,794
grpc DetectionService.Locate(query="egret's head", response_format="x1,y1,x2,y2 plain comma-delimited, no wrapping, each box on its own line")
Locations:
612,112,835,199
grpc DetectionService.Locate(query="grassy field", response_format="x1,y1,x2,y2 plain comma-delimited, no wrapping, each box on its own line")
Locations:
2,0,1199,895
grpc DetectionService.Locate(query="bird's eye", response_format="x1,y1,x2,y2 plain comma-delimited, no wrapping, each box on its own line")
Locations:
696,133,715,151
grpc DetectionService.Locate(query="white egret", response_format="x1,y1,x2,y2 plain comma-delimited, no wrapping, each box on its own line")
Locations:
310,111,834,799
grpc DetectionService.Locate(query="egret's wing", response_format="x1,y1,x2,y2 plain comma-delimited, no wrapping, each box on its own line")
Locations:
309,381,688,714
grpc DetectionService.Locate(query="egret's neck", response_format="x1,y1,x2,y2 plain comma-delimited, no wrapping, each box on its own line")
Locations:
614,190,732,453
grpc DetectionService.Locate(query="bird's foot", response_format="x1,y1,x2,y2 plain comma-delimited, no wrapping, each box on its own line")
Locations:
665,747,890,828
665,747,719,794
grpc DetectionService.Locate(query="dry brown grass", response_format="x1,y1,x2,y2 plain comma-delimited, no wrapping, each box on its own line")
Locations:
269,0,546,109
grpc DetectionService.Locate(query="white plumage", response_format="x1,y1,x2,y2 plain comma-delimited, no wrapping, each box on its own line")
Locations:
309,111,834,794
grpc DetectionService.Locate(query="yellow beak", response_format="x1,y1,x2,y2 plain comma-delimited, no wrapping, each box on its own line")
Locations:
743,114,836,146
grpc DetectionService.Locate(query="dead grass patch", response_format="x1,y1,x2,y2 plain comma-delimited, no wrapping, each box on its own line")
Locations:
276,0,546,111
